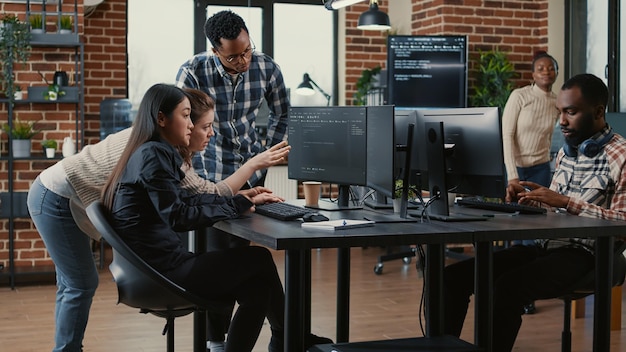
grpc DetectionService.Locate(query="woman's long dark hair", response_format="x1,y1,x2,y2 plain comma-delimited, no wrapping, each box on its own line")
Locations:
179,88,215,166
102,84,187,209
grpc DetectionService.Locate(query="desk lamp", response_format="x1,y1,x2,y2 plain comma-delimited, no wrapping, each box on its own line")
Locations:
296,73,331,106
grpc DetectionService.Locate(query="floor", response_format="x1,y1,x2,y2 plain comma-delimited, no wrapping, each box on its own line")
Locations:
0,245,625,351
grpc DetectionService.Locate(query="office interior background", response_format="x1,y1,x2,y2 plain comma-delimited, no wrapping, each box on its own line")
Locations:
0,0,625,299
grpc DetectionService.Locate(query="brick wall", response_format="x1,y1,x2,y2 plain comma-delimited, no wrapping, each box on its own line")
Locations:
0,0,127,271
343,0,549,105
1,0,550,271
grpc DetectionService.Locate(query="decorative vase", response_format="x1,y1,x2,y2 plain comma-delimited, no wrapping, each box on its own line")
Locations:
11,139,31,158
62,137,75,157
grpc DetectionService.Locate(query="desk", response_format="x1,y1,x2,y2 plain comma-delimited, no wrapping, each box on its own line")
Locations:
213,205,626,352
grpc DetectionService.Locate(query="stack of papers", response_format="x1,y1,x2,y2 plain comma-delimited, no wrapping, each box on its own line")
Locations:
301,219,375,231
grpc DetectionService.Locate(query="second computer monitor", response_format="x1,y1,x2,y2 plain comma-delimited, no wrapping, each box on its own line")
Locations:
414,107,506,217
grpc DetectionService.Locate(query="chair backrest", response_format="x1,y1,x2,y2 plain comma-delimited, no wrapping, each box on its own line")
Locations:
565,241,626,295
86,201,210,312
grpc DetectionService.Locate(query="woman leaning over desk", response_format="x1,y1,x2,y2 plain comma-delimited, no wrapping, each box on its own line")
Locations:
26,87,289,351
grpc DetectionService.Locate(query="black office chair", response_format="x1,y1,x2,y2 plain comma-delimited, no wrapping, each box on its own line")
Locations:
85,201,230,352
559,241,626,352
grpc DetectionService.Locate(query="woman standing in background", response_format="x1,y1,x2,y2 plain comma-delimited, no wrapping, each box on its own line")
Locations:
501,51,559,314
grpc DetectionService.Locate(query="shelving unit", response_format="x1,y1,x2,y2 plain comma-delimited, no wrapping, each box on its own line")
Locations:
1,0,83,288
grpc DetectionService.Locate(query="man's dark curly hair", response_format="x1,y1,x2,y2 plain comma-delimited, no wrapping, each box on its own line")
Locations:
204,10,249,49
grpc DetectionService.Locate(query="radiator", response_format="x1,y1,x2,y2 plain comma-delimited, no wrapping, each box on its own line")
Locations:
265,165,298,200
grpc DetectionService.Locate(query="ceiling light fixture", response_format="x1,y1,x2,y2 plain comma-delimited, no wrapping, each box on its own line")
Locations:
324,0,366,10
357,0,391,31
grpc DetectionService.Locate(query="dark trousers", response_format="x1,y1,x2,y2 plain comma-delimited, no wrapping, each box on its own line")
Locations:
443,245,594,352
167,246,284,352
202,174,265,342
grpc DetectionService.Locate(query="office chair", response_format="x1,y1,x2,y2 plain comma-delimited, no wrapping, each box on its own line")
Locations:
559,241,626,352
85,201,230,352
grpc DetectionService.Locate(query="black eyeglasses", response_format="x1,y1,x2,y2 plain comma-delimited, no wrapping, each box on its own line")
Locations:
220,41,256,64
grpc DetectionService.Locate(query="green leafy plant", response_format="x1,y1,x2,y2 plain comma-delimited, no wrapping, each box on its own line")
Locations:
1,117,43,139
43,84,65,100
28,14,43,31
470,49,516,113
394,179,418,199
0,13,32,100
353,65,381,106
42,139,57,149
59,15,72,31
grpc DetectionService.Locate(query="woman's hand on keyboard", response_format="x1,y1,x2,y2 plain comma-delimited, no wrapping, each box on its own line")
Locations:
249,192,284,206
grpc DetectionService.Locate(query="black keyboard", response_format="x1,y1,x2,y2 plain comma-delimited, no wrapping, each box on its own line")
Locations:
457,198,547,215
254,202,314,221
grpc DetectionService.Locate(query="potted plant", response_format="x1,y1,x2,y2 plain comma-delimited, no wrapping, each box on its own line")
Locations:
42,139,57,158
44,84,65,101
393,179,418,213
13,84,23,100
59,15,72,34
0,14,32,100
28,14,44,34
353,65,382,106
470,49,516,114
1,117,43,158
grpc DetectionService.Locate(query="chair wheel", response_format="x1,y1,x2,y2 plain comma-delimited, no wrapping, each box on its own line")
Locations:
374,263,383,275
402,257,412,264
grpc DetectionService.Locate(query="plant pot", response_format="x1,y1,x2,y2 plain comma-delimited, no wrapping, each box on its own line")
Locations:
11,139,31,158
45,148,56,158
31,28,44,34
59,29,72,35
13,91,23,100
392,198,402,213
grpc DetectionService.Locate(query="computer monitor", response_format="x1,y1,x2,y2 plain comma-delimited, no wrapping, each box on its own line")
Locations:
387,35,468,109
414,107,506,220
366,105,396,200
288,105,397,211
394,109,428,189
288,106,368,210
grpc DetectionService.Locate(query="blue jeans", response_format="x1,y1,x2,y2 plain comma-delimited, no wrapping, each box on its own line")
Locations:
513,162,551,246
27,177,98,352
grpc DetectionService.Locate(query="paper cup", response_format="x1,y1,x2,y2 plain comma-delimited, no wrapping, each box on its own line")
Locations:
303,181,322,207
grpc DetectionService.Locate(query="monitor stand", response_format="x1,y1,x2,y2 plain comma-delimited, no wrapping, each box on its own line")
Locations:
304,185,362,211
363,191,420,210
421,122,486,222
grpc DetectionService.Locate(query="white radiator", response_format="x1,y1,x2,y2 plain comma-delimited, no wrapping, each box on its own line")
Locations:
265,165,298,200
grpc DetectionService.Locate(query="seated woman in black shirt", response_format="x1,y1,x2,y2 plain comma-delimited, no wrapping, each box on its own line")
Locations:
101,83,330,352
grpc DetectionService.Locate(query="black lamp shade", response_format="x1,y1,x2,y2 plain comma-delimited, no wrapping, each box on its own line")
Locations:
296,74,316,96
357,3,391,30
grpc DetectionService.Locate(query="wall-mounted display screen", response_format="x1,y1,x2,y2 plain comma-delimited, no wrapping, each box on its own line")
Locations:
387,35,468,109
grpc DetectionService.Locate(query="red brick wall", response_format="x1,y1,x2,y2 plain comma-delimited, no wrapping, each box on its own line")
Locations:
0,0,127,271
1,0,550,271
343,0,549,105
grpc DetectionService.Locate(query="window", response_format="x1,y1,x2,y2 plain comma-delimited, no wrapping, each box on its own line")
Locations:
127,0,194,107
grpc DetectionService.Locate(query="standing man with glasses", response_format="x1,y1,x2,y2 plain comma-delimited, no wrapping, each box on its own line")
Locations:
175,10,293,352
176,10,289,189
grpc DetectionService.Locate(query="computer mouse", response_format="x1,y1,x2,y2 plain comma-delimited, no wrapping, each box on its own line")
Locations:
302,213,329,222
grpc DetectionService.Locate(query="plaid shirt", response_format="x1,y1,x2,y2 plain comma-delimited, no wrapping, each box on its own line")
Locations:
175,52,289,186
540,125,626,251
